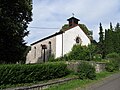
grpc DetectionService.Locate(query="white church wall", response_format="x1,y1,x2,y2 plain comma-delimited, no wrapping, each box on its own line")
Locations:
63,26,91,55
56,34,62,58
26,36,56,64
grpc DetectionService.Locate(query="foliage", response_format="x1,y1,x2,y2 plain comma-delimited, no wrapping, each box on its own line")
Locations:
48,54,55,62
104,23,120,55
68,45,89,60
0,0,32,63
104,29,115,55
105,53,120,72
93,54,102,62
60,24,92,37
106,52,119,59
77,62,96,80
105,60,119,72
79,24,92,36
0,63,69,85
60,24,69,31
97,23,105,58
66,44,96,61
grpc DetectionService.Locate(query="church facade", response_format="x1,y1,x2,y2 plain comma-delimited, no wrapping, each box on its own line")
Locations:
26,17,91,64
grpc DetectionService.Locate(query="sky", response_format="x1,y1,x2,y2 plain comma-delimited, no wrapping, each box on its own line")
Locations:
25,0,120,45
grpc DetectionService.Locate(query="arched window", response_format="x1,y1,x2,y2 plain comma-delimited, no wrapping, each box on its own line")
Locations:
49,41,51,56
76,36,82,44
34,47,36,58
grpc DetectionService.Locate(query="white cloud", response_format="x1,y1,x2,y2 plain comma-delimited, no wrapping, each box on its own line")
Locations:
25,0,120,44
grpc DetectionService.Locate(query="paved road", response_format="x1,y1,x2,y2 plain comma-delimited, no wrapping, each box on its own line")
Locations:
80,73,120,90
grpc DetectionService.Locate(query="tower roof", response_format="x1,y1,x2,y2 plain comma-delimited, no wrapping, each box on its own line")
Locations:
67,16,80,21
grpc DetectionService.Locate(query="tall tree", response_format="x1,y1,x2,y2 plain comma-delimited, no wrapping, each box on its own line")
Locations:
110,22,113,31
0,0,32,63
114,23,120,53
104,22,120,55
98,23,105,58
104,29,114,55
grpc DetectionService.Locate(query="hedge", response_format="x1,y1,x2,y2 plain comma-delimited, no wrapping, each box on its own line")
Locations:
0,63,69,85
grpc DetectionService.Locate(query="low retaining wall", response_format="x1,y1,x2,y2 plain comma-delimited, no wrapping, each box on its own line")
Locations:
66,61,106,73
6,77,78,90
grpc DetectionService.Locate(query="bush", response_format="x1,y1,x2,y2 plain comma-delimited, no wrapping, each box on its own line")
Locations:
105,60,119,72
66,44,96,61
67,45,89,60
77,62,96,80
0,63,69,85
106,52,119,59
48,54,55,61
93,54,102,62
105,53,120,72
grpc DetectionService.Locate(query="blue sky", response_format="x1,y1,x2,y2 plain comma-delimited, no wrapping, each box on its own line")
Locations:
25,0,120,45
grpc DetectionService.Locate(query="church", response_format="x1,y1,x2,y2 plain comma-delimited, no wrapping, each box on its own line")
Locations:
26,16,91,64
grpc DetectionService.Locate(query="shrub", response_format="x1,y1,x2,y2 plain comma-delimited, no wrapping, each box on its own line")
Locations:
105,60,119,72
106,52,119,59
0,63,69,85
67,45,89,60
66,44,96,61
48,54,55,61
105,53,120,72
93,54,102,62
77,62,96,80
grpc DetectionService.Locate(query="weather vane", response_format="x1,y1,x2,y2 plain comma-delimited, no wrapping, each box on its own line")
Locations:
72,13,74,17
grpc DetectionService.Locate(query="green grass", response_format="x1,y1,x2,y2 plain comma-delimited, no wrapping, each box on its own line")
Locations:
45,71,120,90
45,79,93,90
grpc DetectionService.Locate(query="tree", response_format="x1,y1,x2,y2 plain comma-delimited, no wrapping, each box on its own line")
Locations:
98,23,105,58
104,22,120,55
114,23,120,53
0,0,32,63
104,29,114,55
110,22,113,31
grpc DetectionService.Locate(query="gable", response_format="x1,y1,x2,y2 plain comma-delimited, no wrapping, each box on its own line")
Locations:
63,26,91,55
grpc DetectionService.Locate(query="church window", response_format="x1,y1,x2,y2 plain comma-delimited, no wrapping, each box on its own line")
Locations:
76,36,82,44
49,41,51,56
34,47,36,58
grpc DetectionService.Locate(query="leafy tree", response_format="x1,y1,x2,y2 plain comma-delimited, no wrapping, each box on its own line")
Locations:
0,0,32,63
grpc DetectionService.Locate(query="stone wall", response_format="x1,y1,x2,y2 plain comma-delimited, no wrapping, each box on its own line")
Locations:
66,61,106,73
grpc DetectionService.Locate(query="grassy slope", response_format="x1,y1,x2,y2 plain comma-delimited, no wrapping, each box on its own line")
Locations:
45,71,119,90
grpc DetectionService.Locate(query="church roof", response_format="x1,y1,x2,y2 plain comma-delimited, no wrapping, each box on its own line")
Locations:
31,31,63,45
67,17,80,21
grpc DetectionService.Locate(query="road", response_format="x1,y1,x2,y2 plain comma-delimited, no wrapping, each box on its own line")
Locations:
88,73,120,90
96,73,120,90
80,72,120,90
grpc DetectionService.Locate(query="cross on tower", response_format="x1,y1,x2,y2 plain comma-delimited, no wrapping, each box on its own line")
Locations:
72,13,74,17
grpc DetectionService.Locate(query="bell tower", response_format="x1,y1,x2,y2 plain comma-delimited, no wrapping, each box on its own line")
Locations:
67,15,80,27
